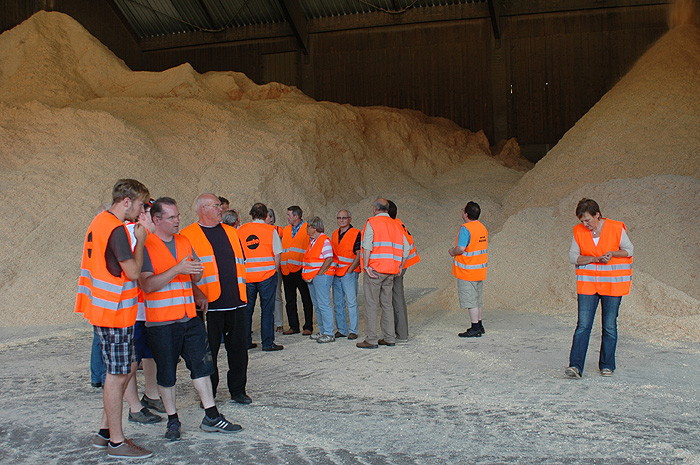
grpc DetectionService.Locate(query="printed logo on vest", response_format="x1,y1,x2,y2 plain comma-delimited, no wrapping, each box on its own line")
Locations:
246,234,260,249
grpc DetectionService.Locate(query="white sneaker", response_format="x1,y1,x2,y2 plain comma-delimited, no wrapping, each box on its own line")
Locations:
317,334,336,343
309,332,322,340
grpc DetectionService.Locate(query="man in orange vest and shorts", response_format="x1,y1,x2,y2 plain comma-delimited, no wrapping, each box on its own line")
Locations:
449,201,488,338
140,197,242,440
75,179,153,459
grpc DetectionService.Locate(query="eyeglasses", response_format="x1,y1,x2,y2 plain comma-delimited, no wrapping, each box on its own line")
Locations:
336,216,350,220
206,203,222,209
157,214,181,222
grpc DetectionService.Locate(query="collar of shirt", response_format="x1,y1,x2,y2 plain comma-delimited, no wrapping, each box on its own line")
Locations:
338,224,354,241
292,221,304,237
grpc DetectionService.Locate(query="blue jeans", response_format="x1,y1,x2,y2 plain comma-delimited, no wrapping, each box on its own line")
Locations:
308,273,334,336
569,294,622,374
332,272,359,336
90,329,106,385
246,273,278,349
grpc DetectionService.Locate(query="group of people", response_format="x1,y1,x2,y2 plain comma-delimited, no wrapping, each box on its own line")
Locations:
77,177,632,459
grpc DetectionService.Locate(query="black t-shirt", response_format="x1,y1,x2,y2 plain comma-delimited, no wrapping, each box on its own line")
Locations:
105,217,134,277
199,224,246,310
338,224,362,254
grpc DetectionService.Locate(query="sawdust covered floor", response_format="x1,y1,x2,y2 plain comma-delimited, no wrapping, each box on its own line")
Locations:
1,305,699,464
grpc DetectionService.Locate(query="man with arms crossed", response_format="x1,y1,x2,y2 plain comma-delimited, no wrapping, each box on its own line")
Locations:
140,197,241,440
75,179,153,459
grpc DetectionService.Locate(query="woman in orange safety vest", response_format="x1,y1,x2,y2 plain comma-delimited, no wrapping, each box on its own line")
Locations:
565,198,633,379
302,216,336,343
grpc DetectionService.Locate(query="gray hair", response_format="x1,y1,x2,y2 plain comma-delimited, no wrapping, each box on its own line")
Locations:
337,209,351,218
222,209,239,226
373,198,389,212
307,216,324,233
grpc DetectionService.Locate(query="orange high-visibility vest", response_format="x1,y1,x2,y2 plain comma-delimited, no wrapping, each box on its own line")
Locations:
180,223,247,303
361,216,404,275
238,222,277,283
396,219,420,269
143,234,197,322
281,223,309,275
302,234,336,280
452,220,488,281
573,219,632,296
331,227,360,277
75,211,139,328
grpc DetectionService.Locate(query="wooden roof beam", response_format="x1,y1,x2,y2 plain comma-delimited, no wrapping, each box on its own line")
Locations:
276,0,309,54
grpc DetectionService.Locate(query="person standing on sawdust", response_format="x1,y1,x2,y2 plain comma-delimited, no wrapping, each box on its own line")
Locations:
449,201,488,338
565,198,633,379
75,179,153,459
139,197,242,441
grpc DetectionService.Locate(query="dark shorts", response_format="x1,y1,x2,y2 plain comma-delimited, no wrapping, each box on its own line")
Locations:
133,321,154,362
94,325,136,375
147,317,214,388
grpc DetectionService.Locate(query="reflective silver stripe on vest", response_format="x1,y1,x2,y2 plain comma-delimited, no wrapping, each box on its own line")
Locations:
117,296,138,309
576,264,632,271
407,251,418,259
461,249,488,257
370,253,402,261
577,275,632,283
290,247,306,254
155,281,192,293
282,248,290,254
247,264,276,273
146,295,195,308
196,274,217,286
80,269,135,294
373,241,404,248
237,277,246,285
280,259,288,265
246,257,273,263
454,261,487,270
235,257,245,265
337,256,354,264
288,259,303,266
199,255,214,263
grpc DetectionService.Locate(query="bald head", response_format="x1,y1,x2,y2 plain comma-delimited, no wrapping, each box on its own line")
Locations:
373,198,389,213
195,193,223,226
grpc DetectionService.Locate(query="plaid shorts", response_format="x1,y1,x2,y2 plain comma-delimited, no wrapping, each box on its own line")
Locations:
94,325,136,375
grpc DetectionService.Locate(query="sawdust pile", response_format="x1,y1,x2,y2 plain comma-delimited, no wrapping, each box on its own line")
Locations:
0,11,523,326
490,2,700,343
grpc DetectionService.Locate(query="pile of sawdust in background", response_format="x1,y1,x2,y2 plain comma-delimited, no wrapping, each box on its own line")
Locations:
0,11,523,326
1,4,699,345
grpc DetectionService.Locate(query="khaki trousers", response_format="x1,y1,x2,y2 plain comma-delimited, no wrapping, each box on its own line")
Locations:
363,271,396,344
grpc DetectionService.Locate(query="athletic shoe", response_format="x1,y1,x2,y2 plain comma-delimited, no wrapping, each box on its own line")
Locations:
107,439,153,458
317,334,336,343
128,407,162,424
141,394,165,413
309,332,322,340
458,328,481,338
395,338,408,344
600,368,614,377
92,432,109,449
565,367,581,379
200,414,242,433
165,419,181,441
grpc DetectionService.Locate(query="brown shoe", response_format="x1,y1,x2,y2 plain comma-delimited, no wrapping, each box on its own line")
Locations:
107,439,153,458
302,329,313,336
283,328,300,335
348,333,359,340
356,340,378,349
378,339,396,347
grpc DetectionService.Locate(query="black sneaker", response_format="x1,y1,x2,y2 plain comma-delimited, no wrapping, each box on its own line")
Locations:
458,327,482,338
165,419,181,441
200,414,242,433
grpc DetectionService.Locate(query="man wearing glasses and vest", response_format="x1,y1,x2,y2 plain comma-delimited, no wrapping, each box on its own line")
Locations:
238,202,284,352
76,179,153,459
140,197,241,441
280,205,315,336
181,193,251,405
356,198,410,349
449,201,488,338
